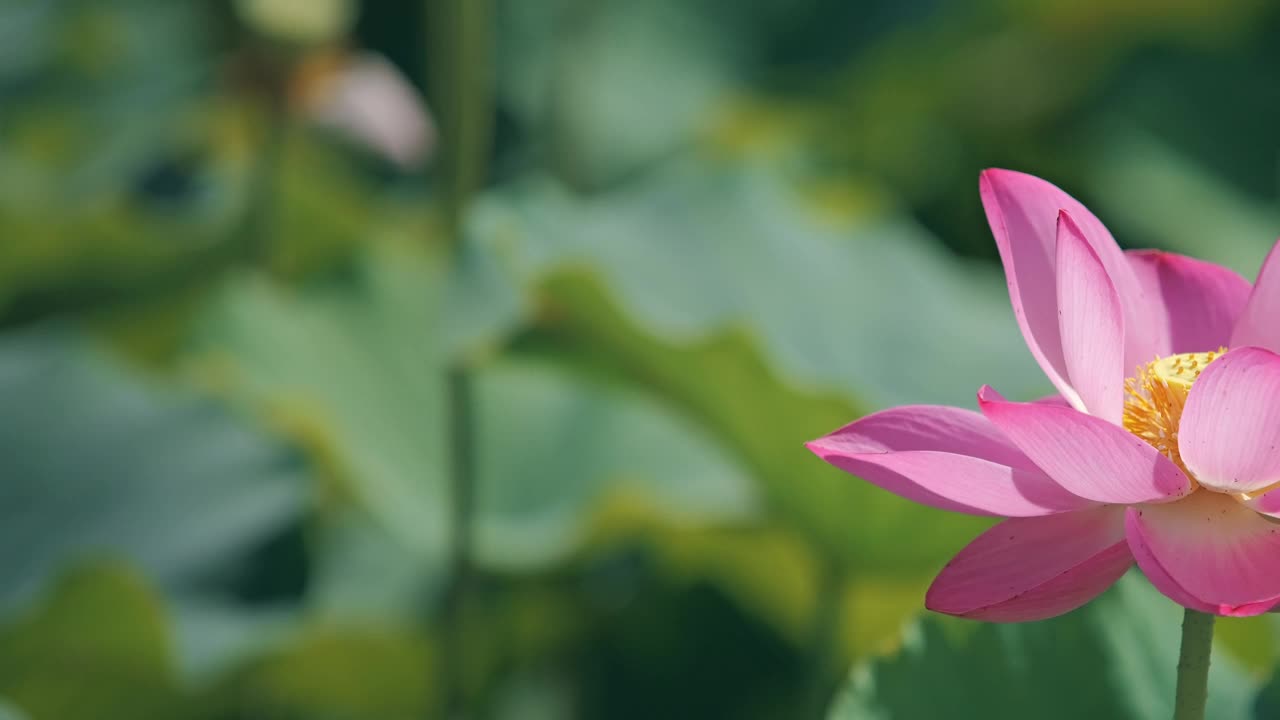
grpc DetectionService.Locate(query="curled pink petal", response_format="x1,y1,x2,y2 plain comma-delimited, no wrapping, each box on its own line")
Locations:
806,406,1091,517
1179,346,1280,494
1056,211,1124,423
1127,250,1250,357
1241,486,1280,518
1231,238,1280,352
980,169,1156,408
1126,491,1280,612
978,386,1192,504
926,506,1130,622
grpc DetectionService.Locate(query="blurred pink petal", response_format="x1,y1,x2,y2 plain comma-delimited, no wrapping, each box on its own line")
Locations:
806,405,1091,517
1231,238,1280,352
925,506,1130,622
304,53,435,169
1179,346,1280,494
1127,250,1250,356
1127,491,1280,612
1055,210,1124,423
980,169,1156,411
978,386,1191,504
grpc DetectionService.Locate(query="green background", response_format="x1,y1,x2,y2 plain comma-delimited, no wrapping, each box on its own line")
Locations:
3,0,1280,717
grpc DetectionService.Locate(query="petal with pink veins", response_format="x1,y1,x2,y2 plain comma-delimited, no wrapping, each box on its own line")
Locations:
1056,211,1125,423
1126,492,1280,613
807,405,1091,517
979,386,1192,504
1179,346,1280,494
1231,238,1280,352
1127,249,1250,357
979,169,1157,409
926,506,1131,622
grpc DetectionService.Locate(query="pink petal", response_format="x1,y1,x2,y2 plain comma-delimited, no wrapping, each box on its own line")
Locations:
1033,394,1073,407
1179,346,1280,493
1231,238,1280,352
1124,513,1219,615
926,506,1130,622
980,169,1157,408
1127,250,1250,356
1126,491,1280,612
1056,211,1125,423
1241,486,1280,518
806,405,1091,517
979,386,1192,504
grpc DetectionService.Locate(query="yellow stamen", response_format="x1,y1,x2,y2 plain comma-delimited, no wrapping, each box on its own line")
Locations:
1122,348,1225,478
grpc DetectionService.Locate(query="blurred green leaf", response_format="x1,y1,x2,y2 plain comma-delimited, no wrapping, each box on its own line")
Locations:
189,242,450,555
474,156,1049,410
443,233,526,358
1012,0,1272,42
469,156,1047,560
0,327,307,609
0,4,54,84
497,0,737,186
573,504,920,659
829,573,1258,720
0,563,184,720
191,242,755,598
473,358,757,570
1214,615,1276,677
171,601,300,685
0,1,211,205
307,507,447,619
528,268,989,669
1252,646,1280,719
465,152,1072,658
210,625,433,720
533,268,991,574
266,122,384,278
0,94,380,327
1242,616,1280,718
0,700,27,720
1088,129,1277,276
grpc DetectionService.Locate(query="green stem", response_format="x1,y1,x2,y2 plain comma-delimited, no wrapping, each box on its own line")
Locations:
239,97,290,264
440,365,475,719
427,0,494,244
1173,608,1215,720
425,0,494,718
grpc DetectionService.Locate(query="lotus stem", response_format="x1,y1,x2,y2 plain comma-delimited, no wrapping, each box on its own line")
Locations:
1172,608,1215,720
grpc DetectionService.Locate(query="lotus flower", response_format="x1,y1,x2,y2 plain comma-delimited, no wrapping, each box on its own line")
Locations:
808,169,1280,621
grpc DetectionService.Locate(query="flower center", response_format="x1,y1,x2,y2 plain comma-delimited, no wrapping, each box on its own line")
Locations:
1122,349,1225,478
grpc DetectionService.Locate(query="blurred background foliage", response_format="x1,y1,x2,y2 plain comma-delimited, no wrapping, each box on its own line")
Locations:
4,0,1280,718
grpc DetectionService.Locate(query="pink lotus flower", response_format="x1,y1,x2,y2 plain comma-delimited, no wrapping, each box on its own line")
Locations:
808,169,1280,621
